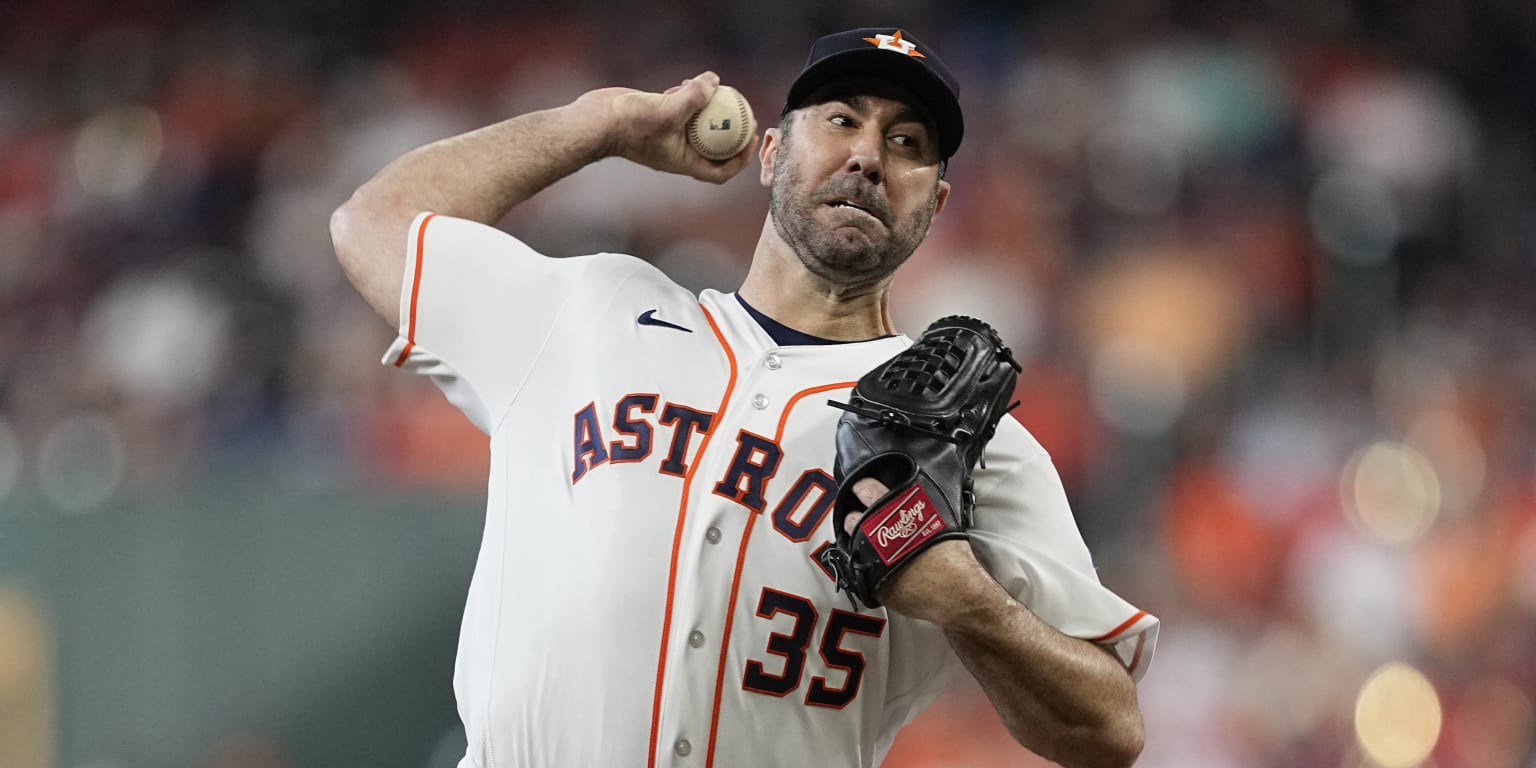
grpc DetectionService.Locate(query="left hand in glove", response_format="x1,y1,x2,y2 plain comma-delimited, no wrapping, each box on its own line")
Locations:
818,315,1021,611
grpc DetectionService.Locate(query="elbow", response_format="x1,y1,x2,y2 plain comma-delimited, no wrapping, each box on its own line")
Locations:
1031,705,1144,768
330,182,421,275
1078,710,1145,768
326,184,412,327
330,190,387,283
329,196,360,271
1101,711,1145,768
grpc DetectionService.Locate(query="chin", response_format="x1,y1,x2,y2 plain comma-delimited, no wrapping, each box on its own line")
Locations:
800,246,891,285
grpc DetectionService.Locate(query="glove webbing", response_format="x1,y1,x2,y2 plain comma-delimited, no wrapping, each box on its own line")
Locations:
875,327,969,396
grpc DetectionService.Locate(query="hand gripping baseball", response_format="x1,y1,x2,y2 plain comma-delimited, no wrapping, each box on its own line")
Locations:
819,316,1022,611
581,71,758,184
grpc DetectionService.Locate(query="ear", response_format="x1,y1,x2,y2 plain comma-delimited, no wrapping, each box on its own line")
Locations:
759,126,780,187
933,179,951,218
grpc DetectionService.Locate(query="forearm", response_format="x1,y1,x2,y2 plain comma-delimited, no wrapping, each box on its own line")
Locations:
941,576,1143,768
330,73,748,324
327,100,612,320
349,103,609,228
337,73,738,244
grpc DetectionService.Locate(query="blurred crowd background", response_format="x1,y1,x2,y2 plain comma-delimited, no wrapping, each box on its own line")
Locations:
2,0,1535,766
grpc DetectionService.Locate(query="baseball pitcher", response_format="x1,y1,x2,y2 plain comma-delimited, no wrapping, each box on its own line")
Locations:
331,27,1158,768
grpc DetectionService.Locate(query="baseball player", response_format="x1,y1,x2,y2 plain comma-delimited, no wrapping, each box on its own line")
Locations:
331,27,1157,768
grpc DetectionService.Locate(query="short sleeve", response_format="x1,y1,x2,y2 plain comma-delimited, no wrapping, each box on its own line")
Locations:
380,212,646,433
968,422,1160,681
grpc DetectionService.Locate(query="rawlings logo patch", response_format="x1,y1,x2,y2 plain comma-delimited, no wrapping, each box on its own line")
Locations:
860,485,947,565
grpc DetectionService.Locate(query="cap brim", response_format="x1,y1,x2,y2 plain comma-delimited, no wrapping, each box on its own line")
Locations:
783,49,963,160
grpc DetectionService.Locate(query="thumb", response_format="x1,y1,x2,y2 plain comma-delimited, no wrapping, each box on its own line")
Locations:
666,70,719,118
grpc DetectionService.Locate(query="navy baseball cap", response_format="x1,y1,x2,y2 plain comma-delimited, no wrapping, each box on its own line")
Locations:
782,28,964,159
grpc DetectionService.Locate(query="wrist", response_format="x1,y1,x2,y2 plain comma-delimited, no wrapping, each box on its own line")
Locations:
562,90,626,163
880,541,1012,629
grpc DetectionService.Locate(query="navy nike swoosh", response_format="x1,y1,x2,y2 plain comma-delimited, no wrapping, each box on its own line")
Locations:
637,309,692,333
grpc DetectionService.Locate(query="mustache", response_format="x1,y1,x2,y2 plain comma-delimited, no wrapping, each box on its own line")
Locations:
816,179,890,224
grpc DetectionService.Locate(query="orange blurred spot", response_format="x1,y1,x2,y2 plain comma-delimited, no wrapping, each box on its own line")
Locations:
1414,494,1526,653
1009,363,1098,488
1164,464,1287,611
882,688,1054,768
1075,245,1248,390
356,386,490,493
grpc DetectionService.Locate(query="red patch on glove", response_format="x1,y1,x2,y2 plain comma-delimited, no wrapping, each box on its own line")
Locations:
858,484,948,566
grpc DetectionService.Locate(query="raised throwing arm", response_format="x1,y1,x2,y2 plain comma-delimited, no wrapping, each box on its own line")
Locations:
328,71,757,326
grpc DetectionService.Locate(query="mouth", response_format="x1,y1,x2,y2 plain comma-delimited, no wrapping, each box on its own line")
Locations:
824,198,883,224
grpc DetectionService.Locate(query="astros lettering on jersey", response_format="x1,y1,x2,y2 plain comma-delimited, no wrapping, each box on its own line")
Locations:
384,212,1159,768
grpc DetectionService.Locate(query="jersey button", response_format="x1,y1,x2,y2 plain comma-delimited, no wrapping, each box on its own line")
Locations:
705,527,722,544
688,630,705,648
751,393,769,410
765,354,782,370
675,739,692,757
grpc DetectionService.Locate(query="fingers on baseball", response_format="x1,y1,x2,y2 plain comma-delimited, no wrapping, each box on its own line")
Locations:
669,71,718,113
691,133,757,182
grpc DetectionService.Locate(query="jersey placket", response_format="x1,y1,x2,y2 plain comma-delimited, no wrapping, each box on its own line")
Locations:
652,333,786,767
700,349,791,767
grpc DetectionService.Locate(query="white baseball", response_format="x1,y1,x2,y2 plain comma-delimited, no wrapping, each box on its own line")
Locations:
686,85,756,161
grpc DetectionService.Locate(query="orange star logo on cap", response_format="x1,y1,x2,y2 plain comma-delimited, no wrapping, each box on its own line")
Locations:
862,30,926,58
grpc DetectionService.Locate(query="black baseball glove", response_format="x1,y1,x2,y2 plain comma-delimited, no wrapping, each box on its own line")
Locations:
818,316,1022,610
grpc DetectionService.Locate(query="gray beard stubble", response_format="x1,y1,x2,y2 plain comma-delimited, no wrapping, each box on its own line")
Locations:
768,129,940,286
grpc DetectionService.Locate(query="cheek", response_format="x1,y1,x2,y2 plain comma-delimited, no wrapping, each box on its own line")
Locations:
790,143,844,179
894,172,941,209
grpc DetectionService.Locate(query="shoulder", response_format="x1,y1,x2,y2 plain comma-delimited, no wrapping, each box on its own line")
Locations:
584,252,686,290
972,415,1053,494
418,213,672,286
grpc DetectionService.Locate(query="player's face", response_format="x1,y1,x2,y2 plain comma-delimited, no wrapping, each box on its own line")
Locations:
762,79,951,287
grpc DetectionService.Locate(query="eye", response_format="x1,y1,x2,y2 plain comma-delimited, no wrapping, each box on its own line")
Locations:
829,114,854,128
890,134,923,153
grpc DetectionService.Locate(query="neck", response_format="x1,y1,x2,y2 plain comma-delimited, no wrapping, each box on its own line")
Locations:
739,216,896,341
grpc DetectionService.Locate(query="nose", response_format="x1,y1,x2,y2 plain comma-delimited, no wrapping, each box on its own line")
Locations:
842,126,884,185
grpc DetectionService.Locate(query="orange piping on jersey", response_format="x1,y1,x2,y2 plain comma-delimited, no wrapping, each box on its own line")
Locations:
774,381,856,443
1088,610,1148,643
392,342,415,367
647,305,737,768
391,212,436,367
703,378,854,767
703,480,763,767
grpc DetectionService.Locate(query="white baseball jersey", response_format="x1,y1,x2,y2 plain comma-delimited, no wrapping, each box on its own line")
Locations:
382,212,1158,768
